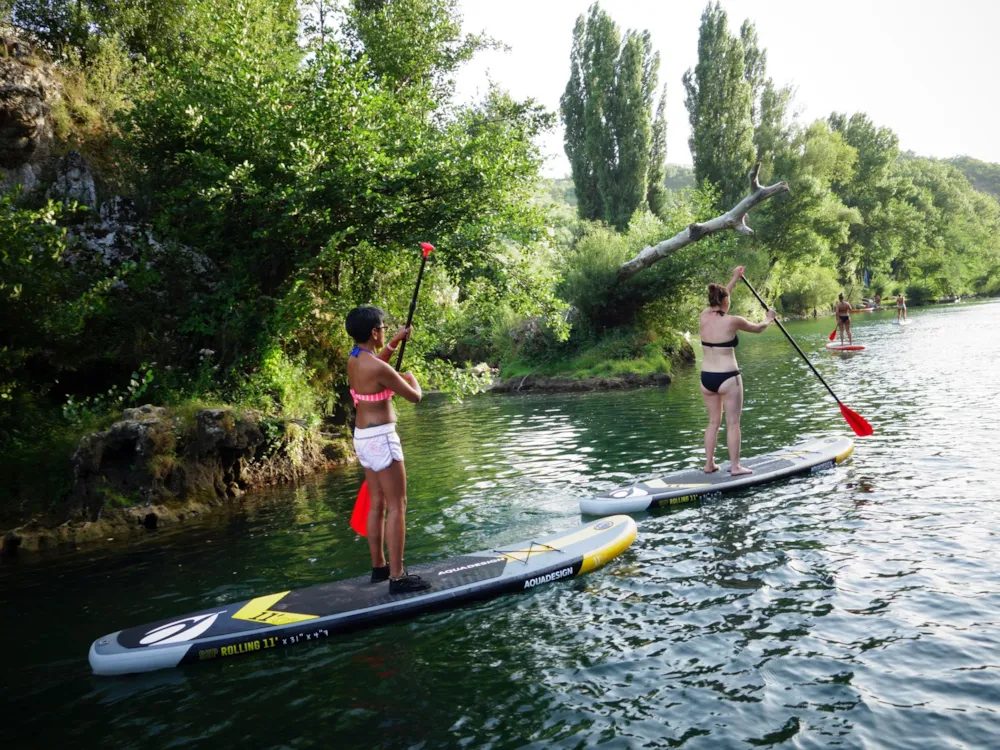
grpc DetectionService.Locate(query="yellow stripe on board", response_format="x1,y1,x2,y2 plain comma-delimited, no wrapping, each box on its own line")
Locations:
646,479,712,489
232,591,319,626
498,516,632,563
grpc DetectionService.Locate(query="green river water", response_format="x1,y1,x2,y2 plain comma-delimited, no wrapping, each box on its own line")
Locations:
3,301,1000,748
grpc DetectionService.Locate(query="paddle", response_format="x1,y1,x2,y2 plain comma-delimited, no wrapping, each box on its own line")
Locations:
740,275,873,437
350,242,436,536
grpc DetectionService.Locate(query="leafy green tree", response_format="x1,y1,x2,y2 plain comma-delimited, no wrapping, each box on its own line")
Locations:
827,112,906,280
683,2,755,208
750,120,860,269
345,0,489,96
647,88,668,216
948,155,1000,201
740,20,766,128
8,0,193,61
561,3,666,229
124,0,555,396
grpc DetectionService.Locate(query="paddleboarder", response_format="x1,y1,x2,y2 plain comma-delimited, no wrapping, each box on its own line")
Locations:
835,293,853,345
895,292,907,322
345,305,430,594
699,266,776,476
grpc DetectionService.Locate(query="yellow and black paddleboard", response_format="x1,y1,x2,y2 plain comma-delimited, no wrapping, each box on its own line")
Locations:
581,436,854,515
89,515,637,676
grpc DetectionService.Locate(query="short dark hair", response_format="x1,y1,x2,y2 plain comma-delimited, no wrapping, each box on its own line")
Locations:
345,305,386,343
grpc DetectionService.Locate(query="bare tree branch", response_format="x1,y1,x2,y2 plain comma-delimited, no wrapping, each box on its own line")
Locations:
616,163,789,282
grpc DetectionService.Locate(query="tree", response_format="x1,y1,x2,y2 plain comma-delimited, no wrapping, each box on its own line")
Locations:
827,112,904,280
345,0,488,97
683,2,755,208
9,0,194,61
560,3,666,229
125,0,555,375
740,20,766,128
646,88,668,217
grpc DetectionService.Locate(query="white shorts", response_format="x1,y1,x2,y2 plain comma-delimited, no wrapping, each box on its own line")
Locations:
353,423,404,472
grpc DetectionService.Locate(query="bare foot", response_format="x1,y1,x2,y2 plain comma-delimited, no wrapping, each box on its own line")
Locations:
704,463,720,474
730,465,753,476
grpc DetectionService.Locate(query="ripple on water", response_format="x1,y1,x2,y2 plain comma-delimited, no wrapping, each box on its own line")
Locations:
3,302,1000,747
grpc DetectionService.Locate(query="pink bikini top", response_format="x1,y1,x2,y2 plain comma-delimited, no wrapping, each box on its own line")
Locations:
349,345,394,407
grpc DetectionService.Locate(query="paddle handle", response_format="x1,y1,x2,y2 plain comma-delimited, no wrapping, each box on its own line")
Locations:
739,276,842,405
394,252,428,372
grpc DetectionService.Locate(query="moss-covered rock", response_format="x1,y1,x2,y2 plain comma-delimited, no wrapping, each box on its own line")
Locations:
2,404,354,555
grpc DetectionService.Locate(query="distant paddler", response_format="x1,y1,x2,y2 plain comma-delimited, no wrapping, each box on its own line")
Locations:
699,265,776,476
835,293,853,345
895,292,907,322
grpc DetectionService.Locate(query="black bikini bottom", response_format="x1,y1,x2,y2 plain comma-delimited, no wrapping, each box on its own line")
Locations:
701,370,741,393
839,315,850,322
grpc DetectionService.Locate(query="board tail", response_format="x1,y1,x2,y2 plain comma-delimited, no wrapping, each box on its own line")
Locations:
350,481,370,536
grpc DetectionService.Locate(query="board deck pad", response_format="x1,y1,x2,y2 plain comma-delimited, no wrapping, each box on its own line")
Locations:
580,436,854,515
90,515,637,676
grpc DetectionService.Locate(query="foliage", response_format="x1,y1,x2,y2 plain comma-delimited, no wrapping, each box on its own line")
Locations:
948,155,1000,201
117,0,555,405
0,197,124,429
664,164,695,192
777,264,841,315
683,1,755,208
500,327,677,381
557,183,721,331
560,3,666,229
7,0,192,61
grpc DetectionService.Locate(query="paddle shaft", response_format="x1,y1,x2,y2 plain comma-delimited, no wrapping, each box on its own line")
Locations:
739,276,842,405
394,252,429,372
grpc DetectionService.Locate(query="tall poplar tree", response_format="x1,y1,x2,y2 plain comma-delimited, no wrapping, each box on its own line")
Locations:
683,1,755,208
647,88,668,216
561,3,666,229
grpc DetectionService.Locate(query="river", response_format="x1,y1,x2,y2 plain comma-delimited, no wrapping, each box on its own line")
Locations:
3,300,999,748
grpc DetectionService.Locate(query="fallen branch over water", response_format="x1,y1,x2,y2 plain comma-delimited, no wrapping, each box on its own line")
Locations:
616,163,789,281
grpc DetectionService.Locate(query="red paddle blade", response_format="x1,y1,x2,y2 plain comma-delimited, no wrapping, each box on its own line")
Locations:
420,242,435,258
350,481,370,536
840,403,873,437
829,328,837,341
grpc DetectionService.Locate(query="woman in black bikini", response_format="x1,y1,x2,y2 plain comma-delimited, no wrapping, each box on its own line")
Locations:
700,266,776,475
835,293,852,344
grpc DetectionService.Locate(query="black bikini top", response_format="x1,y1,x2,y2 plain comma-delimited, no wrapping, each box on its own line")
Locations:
702,310,739,348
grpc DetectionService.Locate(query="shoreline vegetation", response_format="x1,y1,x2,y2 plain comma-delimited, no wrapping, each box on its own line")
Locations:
2,1,999,555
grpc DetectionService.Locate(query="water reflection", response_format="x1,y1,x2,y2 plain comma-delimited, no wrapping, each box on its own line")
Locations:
3,301,1000,747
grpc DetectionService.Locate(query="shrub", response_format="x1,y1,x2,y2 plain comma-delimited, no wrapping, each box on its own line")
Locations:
905,279,938,306
778,264,841,315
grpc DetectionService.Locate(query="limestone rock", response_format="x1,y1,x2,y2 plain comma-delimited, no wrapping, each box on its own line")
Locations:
46,150,97,210
0,34,59,196
0,53,56,169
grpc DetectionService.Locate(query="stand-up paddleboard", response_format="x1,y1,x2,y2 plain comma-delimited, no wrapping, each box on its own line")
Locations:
894,319,910,326
580,436,854,515
89,516,637,676
826,343,866,351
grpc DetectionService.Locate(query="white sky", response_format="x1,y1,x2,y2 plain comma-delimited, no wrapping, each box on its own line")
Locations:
455,0,1000,177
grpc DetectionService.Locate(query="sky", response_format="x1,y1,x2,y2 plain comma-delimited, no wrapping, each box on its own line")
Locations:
454,0,1000,177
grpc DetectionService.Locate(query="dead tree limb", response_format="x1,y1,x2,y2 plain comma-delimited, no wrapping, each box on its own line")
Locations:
616,163,789,282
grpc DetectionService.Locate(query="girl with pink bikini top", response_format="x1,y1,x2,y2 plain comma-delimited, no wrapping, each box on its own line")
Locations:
345,305,427,594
